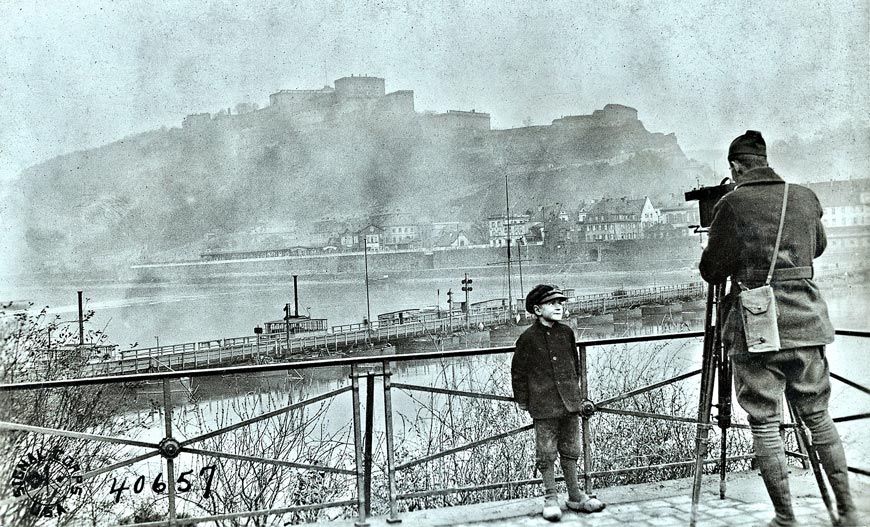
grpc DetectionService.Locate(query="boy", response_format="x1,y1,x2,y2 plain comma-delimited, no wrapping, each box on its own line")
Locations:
511,284,606,522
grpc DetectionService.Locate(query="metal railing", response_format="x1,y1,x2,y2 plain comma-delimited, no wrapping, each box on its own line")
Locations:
1,328,865,526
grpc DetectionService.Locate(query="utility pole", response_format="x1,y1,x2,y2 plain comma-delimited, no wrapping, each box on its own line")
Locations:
517,237,524,312
363,237,371,331
293,274,299,317
77,291,85,346
504,174,513,315
284,303,292,349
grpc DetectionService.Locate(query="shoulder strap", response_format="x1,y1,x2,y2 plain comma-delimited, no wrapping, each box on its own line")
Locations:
766,183,789,285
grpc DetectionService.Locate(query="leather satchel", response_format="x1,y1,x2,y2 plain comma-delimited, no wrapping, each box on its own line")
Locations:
739,284,780,352
737,183,789,353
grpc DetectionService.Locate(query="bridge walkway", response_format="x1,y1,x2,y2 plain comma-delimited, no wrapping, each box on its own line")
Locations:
77,282,705,377
311,470,868,527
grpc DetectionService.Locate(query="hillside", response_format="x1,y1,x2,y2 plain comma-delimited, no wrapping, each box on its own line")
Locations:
9,102,706,274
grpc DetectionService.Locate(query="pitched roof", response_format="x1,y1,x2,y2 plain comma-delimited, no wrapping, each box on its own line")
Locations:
434,230,474,247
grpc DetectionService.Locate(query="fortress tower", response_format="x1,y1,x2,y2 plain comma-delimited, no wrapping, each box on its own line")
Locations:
334,75,386,98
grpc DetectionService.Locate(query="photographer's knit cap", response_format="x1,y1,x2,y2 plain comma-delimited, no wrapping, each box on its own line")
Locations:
525,284,568,313
728,130,767,161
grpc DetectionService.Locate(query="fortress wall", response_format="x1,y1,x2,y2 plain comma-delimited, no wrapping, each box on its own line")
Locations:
381,90,415,113
270,90,336,111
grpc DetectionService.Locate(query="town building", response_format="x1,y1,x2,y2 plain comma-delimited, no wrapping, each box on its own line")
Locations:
356,224,385,251
337,225,364,251
806,178,870,252
381,216,422,250
487,214,531,247
582,197,659,241
658,203,700,237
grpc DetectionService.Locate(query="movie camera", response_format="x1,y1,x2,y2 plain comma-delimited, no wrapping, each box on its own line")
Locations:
684,178,735,230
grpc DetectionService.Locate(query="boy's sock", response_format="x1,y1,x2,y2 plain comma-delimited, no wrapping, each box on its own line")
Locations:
539,464,561,521
561,457,583,502
561,458,606,513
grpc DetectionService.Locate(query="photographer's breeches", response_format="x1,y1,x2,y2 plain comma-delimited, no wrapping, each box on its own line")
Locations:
732,347,830,426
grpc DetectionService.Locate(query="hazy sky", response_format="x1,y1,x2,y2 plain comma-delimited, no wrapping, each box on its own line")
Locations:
1,0,868,185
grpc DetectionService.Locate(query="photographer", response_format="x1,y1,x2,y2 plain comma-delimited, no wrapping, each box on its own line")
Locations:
699,131,858,527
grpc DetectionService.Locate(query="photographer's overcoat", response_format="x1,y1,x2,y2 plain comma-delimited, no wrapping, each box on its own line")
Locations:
699,167,834,354
511,320,583,419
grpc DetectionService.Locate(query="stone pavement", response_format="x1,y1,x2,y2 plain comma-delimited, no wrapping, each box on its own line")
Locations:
311,469,869,527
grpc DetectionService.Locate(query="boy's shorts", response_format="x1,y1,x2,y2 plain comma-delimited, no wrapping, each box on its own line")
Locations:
731,346,831,426
534,413,581,468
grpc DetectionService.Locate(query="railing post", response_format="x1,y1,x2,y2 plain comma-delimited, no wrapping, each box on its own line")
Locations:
364,372,375,517
162,379,178,525
578,344,593,493
382,361,401,523
350,364,369,526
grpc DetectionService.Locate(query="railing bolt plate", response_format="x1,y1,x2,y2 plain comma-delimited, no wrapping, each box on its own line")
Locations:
158,437,182,459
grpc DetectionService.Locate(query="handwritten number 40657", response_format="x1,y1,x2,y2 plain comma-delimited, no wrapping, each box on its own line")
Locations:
110,466,216,503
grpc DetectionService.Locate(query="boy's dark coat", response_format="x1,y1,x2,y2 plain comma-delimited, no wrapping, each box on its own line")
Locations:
511,320,583,419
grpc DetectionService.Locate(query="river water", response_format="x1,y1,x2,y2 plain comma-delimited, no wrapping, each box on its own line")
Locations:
1,268,701,348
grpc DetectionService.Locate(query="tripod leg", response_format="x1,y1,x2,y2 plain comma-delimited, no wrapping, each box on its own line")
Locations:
717,346,732,499
690,284,720,527
787,400,838,525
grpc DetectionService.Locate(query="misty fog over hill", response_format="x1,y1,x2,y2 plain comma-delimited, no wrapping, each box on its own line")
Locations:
9,76,866,275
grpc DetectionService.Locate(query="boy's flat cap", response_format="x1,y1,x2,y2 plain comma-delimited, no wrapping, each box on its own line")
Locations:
525,284,568,313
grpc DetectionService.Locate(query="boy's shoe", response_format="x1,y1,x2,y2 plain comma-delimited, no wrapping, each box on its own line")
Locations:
542,496,562,522
566,496,606,513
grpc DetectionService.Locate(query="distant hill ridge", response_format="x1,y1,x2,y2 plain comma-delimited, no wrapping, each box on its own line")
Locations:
12,75,708,273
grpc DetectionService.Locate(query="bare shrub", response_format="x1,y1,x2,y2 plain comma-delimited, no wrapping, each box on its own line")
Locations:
179,384,357,525
0,305,148,526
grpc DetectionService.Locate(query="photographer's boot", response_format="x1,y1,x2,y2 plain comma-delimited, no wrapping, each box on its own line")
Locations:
756,453,797,527
561,457,605,513
815,443,859,526
802,411,860,526
540,465,562,522
751,423,796,526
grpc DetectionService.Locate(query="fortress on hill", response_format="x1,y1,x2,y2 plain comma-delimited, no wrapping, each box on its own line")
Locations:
183,74,492,132
181,74,648,135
